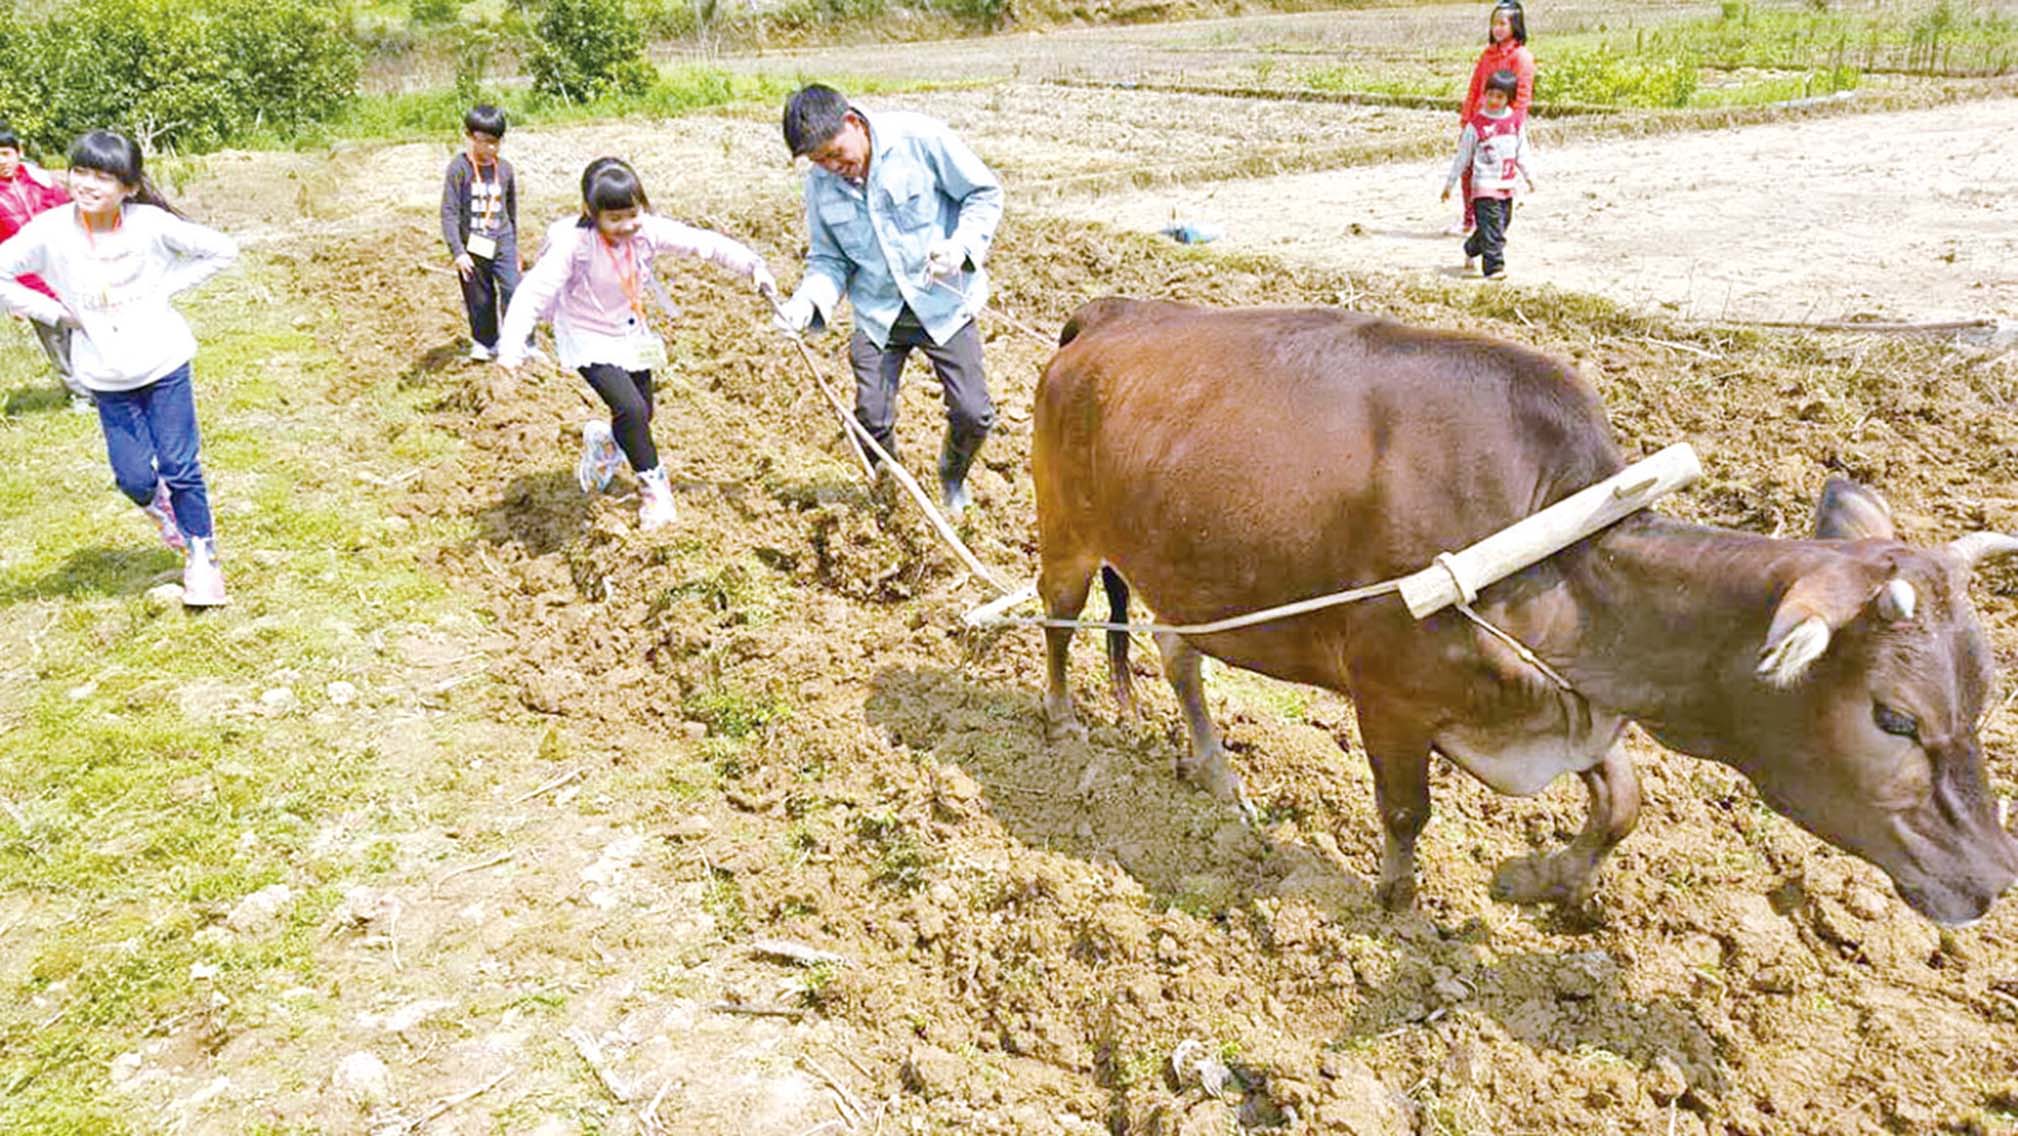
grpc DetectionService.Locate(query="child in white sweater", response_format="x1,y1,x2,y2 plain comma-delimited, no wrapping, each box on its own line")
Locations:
0,131,238,606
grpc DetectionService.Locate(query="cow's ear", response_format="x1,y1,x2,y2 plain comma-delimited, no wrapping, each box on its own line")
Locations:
1758,570,1871,686
1813,476,1895,541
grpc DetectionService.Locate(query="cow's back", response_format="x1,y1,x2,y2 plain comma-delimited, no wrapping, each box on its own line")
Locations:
1034,298,1623,687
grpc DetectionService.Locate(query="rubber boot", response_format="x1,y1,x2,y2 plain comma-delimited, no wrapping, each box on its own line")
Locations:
637,466,676,530
182,536,228,608
937,429,985,517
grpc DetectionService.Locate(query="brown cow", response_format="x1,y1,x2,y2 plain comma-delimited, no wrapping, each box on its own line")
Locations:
1034,297,2018,925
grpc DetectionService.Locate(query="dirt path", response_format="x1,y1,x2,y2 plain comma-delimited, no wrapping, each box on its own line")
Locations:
1046,97,2018,324
704,0,1723,84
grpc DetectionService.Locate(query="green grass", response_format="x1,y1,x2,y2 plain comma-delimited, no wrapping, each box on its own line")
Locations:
1275,27,1874,109
0,261,487,1128
1533,0,2018,106
292,63,804,149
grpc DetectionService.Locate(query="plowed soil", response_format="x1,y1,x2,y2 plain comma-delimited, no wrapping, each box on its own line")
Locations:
192,87,2018,1130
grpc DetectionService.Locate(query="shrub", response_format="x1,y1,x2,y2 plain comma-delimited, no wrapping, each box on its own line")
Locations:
410,0,461,24
525,0,654,103
0,0,359,155
1536,48,1699,108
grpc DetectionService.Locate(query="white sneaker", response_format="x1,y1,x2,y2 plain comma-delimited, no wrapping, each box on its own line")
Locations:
576,420,621,494
142,481,187,553
637,466,676,530
182,536,228,607
468,343,496,363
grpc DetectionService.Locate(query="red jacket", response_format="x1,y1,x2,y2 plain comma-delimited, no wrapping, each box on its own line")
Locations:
0,164,70,301
1461,40,1536,121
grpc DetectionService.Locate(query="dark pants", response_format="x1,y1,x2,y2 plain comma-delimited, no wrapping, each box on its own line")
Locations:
1461,167,1475,230
1464,197,1514,276
458,234,521,350
30,318,88,401
580,364,657,472
845,312,993,465
96,362,213,540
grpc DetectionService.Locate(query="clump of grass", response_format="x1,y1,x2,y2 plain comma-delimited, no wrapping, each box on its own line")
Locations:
855,809,933,892
661,557,781,627
1295,64,1452,100
682,681,792,740
702,868,749,936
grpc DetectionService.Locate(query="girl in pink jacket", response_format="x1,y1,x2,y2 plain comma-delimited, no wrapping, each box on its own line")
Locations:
498,157,775,530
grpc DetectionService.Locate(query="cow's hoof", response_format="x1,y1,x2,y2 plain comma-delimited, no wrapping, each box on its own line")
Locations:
1376,875,1417,914
1177,747,1245,799
1045,715,1088,745
1489,852,1594,907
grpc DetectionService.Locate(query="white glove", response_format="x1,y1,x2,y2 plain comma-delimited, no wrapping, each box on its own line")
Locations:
925,240,965,281
751,263,777,299
771,294,817,337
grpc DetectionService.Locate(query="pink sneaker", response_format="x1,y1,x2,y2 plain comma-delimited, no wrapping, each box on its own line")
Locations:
181,536,228,607
143,481,187,553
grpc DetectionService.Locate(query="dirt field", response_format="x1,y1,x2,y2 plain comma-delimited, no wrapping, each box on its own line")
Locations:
16,6,2018,1135
1048,96,2018,324
706,0,1727,84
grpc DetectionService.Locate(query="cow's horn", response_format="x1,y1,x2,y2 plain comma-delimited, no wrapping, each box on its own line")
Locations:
1876,578,1917,622
1946,532,2018,570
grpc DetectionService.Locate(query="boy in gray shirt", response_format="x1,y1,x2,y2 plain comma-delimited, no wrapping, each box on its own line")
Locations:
440,104,522,361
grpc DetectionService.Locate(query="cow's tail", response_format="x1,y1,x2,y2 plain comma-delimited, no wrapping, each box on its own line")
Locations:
1101,565,1136,716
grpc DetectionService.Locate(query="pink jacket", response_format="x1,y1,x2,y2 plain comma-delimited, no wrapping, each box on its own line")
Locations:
499,214,767,369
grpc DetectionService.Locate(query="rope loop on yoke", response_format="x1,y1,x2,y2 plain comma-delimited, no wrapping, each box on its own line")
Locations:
1434,551,1478,606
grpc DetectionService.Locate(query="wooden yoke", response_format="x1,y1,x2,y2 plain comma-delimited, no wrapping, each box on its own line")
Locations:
1399,443,1703,619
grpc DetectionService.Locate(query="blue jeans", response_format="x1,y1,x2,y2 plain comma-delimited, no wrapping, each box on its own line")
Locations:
95,363,213,540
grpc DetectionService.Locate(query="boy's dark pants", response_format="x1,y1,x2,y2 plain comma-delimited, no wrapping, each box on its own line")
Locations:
1464,197,1514,276
458,233,521,350
846,311,993,480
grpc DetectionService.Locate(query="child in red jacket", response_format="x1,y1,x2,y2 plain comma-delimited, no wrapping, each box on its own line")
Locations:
0,123,88,409
1452,2,1534,236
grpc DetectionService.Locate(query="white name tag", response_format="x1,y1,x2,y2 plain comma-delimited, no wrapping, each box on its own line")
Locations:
636,334,668,371
465,234,497,261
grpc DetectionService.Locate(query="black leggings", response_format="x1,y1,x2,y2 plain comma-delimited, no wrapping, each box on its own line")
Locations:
581,364,657,472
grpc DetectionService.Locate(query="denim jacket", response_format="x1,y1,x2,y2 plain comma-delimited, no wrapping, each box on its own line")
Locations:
797,108,1004,349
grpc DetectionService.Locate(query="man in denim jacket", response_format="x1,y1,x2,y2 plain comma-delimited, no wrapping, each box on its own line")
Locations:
774,85,1004,515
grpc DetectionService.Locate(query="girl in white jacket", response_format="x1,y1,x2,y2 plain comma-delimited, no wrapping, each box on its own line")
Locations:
0,131,238,606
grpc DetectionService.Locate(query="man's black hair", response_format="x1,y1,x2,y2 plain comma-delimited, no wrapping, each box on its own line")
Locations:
0,123,19,152
782,85,852,158
1490,1,1528,46
1484,68,1520,99
464,104,508,139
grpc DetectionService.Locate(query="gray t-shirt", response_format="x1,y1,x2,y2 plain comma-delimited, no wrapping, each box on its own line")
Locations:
440,153,518,258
